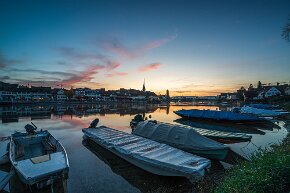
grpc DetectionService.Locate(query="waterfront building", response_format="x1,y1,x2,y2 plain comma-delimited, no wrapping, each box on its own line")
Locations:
56,89,68,101
226,93,238,100
264,87,282,98
0,90,17,102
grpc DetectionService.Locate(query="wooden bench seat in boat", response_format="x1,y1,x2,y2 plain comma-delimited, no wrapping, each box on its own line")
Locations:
30,154,51,164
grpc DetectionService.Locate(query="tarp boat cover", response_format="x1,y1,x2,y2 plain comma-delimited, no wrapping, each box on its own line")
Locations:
82,126,211,181
171,121,251,142
175,109,263,121
241,106,289,117
133,121,229,160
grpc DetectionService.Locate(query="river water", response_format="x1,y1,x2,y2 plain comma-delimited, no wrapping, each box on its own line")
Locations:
0,103,288,193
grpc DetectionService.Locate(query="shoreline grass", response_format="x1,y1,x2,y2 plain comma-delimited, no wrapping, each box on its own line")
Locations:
213,100,290,193
214,143,290,193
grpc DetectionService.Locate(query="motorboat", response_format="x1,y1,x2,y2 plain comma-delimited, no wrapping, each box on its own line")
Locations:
9,123,69,188
174,109,265,122
239,106,289,117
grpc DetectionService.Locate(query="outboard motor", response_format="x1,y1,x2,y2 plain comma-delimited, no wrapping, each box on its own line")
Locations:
89,118,99,128
130,114,145,129
25,122,37,134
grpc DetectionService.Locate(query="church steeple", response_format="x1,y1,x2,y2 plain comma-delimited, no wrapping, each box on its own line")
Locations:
142,79,146,92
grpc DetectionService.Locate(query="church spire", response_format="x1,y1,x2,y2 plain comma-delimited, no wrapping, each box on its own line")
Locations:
142,79,146,92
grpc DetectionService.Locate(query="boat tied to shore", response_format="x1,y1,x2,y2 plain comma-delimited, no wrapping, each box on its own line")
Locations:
174,109,265,122
9,123,69,188
237,106,289,117
132,120,229,160
82,124,211,182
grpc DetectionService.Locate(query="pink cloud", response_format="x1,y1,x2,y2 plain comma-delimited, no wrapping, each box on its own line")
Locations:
103,38,135,59
115,72,128,76
139,63,162,72
143,34,178,51
62,65,105,86
106,61,121,71
106,74,114,78
103,34,177,60
106,72,128,77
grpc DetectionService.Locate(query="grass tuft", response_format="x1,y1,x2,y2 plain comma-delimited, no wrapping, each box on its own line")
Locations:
214,142,290,193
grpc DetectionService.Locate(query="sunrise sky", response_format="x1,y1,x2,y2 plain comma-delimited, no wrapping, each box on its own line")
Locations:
0,0,290,96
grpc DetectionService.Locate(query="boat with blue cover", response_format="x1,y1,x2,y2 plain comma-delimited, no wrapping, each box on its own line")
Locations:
174,109,264,122
246,104,279,110
239,106,289,117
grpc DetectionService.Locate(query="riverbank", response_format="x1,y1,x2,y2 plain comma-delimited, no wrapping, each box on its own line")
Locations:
213,133,289,193
209,101,290,193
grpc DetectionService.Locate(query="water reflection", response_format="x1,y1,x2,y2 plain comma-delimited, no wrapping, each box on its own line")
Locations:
0,104,288,193
0,104,159,123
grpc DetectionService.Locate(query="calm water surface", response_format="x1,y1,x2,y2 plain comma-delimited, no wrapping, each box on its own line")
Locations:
0,104,288,193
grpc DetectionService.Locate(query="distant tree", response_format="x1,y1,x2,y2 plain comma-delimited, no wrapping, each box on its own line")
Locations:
240,86,246,91
237,86,246,100
248,84,254,91
277,82,280,86
257,81,262,91
282,16,290,42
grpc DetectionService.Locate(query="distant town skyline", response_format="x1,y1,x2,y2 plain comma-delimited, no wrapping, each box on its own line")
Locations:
0,0,290,96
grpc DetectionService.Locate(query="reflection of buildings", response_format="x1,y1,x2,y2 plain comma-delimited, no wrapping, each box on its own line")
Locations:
0,104,159,122
0,106,52,123
70,104,158,117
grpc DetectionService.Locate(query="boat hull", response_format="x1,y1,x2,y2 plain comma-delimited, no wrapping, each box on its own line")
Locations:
82,127,211,182
9,131,69,187
181,148,228,160
174,109,265,122
85,135,204,177
132,121,229,160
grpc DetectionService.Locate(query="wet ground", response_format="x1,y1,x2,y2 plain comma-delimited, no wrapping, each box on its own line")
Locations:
0,103,288,193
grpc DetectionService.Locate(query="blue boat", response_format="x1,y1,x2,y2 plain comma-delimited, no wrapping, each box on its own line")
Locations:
247,104,279,110
174,109,264,122
174,119,266,135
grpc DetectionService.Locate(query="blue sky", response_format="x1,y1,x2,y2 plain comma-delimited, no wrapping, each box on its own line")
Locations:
0,0,289,95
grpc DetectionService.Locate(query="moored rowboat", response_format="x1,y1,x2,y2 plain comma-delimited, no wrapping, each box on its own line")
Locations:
82,126,211,182
9,124,69,188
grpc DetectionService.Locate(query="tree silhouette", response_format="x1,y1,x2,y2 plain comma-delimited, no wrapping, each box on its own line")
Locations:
240,86,246,91
257,81,262,91
282,16,290,42
248,84,254,90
